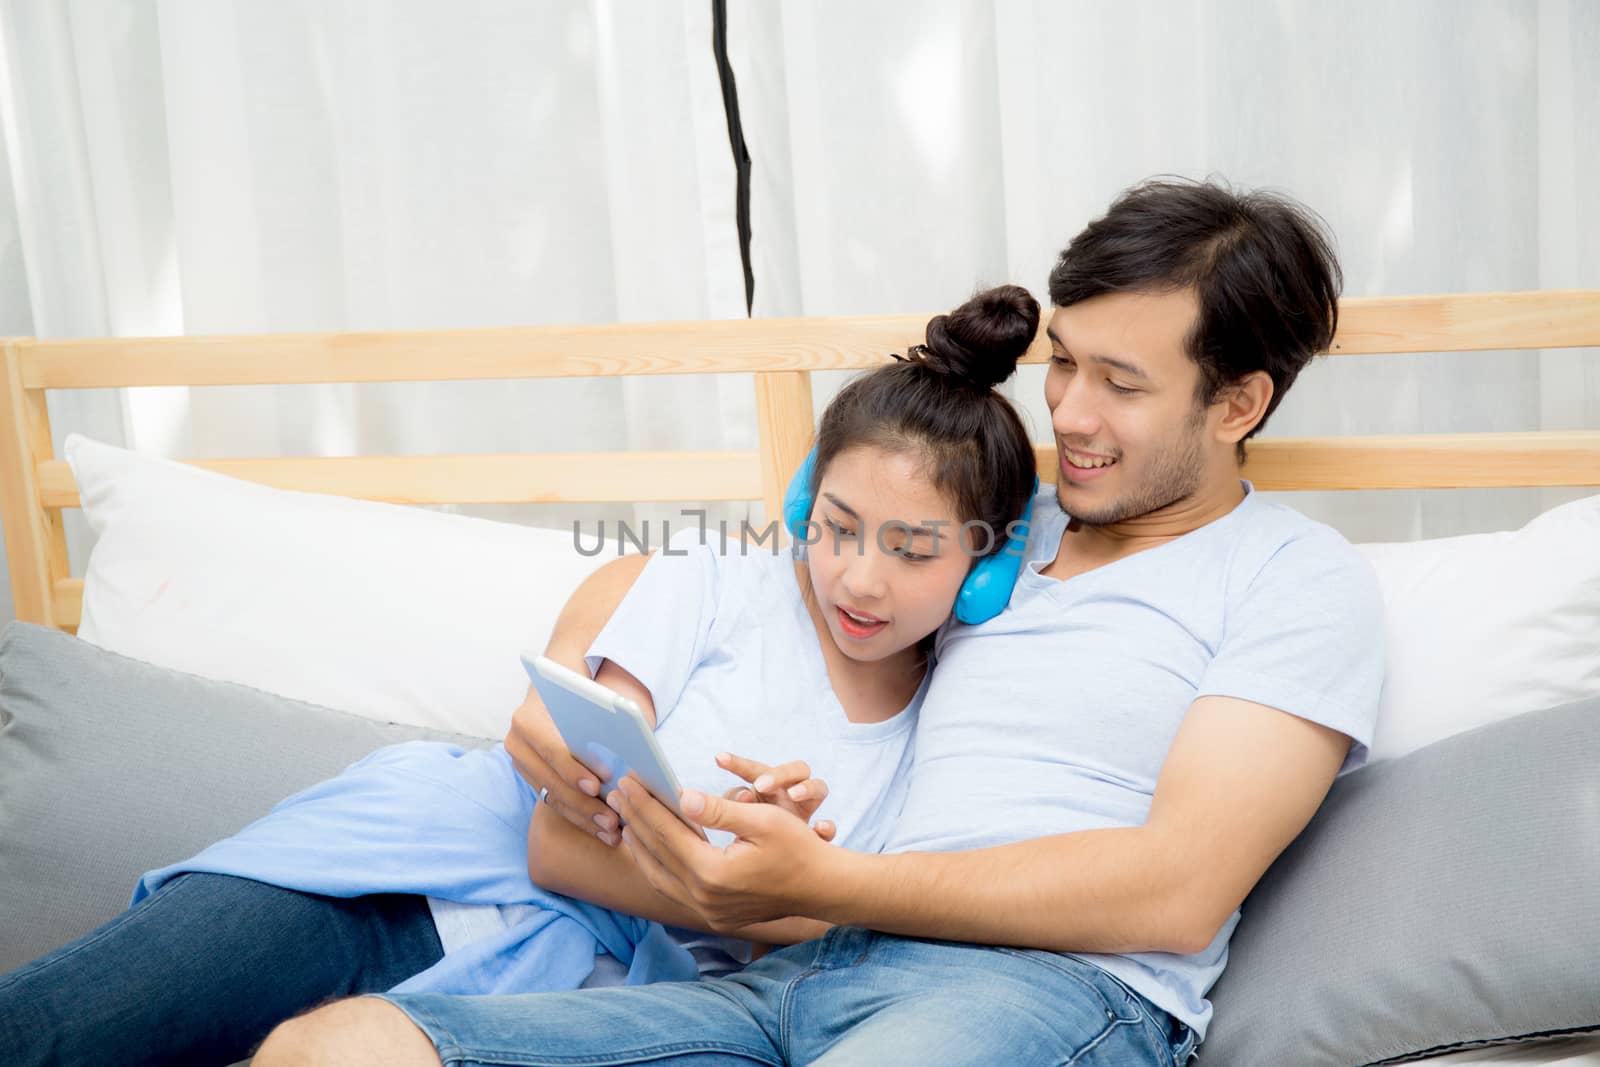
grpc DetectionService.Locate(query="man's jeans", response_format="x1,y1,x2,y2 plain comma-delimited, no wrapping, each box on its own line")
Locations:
384,925,1198,1066
0,872,444,1067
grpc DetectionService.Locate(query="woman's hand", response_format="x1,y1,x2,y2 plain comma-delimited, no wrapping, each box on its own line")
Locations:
505,686,620,844
511,553,651,844
716,752,835,842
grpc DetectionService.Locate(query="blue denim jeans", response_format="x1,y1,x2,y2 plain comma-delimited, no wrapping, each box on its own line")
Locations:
0,872,443,1067
383,926,1197,1066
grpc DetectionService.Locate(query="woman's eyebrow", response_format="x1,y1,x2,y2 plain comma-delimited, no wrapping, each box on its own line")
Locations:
822,494,938,539
821,493,859,519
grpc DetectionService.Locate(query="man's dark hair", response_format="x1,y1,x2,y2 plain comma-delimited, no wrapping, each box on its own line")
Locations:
1047,177,1342,460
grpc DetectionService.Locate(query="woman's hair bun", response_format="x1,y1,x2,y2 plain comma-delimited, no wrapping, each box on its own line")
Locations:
915,284,1040,391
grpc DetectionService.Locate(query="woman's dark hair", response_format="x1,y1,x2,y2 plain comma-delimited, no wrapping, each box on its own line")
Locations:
811,285,1039,559
1047,177,1341,460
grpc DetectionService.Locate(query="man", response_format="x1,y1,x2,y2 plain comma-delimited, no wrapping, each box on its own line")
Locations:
257,178,1383,1066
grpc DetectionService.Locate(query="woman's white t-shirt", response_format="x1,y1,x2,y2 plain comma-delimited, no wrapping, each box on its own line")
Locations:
432,528,924,979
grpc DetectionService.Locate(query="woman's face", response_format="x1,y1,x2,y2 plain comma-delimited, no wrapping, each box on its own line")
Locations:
804,445,971,662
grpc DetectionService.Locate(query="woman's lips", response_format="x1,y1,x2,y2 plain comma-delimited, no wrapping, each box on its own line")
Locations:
836,605,887,638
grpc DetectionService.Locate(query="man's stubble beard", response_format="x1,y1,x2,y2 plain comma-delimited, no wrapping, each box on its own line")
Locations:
1056,405,1210,527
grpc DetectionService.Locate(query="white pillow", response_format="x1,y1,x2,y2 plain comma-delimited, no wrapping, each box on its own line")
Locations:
67,434,623,739
1355,492,1600,763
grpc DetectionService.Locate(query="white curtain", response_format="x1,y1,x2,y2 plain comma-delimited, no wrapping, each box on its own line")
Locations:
733,0,1600,542
2,0,1596,623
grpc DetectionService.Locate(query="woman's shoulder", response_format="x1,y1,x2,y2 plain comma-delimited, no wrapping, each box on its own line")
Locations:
644,529,805,635
714,542,810,635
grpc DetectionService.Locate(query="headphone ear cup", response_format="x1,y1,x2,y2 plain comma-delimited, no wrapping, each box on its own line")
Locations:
782,447,819,539
953,543,1026,624
953,476,1039,625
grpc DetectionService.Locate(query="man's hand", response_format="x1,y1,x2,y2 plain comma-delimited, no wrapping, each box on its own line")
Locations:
609,776,846,932
716,752,835,842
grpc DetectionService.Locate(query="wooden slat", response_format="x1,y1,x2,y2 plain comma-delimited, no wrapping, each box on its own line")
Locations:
39,433,1592,512
28,385,71,593
17,318,928,389
33,431,1600,509
754,371,816,527
17,291,1599,390
35,451,763,507
1329,290,1600,354
54,578,81,630
1035,431,1600,491
0,340,57,626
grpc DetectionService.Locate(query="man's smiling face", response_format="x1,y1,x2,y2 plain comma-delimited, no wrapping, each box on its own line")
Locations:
1044,287,1223,526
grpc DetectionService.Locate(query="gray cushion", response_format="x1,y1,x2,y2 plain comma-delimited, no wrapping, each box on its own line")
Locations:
0,621,490,972
1205,695,1600,1066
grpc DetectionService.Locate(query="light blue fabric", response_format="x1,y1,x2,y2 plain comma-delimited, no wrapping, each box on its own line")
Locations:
885,481,1386,1040
135,742,700,994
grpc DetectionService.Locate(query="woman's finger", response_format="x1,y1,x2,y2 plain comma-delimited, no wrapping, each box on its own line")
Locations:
513,740,617,835
811,819,837,843
752,760,812,795
509,697,604,796
543,775,622,838
785,777,829,813
714,751,772,785
533,735,605,796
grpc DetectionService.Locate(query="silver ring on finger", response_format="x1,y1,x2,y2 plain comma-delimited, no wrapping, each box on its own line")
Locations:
538,786,550,805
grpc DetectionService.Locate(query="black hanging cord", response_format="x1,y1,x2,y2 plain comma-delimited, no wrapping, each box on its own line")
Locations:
711,0,755,315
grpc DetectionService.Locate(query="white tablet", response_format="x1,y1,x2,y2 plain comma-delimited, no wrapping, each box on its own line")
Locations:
520,653,706,838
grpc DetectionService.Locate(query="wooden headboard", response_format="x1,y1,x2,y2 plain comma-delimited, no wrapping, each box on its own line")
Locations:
3,290,1598,633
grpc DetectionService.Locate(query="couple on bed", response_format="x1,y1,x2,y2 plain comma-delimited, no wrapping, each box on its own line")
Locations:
0,177,1383,1067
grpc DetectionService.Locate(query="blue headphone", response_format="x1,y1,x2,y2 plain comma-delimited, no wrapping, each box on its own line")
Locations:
781,446,1037,626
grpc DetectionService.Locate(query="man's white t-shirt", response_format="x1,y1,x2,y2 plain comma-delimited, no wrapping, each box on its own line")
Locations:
885,482,1385,1039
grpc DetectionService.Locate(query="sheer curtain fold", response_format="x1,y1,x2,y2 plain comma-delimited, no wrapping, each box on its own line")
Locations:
0,0,1595,623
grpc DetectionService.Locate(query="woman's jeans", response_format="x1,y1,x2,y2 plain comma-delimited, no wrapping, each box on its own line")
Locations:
0,872,443,1067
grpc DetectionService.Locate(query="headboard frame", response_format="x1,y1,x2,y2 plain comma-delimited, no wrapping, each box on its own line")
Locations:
3,289,1598,632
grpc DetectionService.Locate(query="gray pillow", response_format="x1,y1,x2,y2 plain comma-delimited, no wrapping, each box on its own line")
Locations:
0,621,492,972
1204,695,1600,1066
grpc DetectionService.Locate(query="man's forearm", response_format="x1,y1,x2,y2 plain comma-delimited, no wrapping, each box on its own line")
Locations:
809,827,1210,956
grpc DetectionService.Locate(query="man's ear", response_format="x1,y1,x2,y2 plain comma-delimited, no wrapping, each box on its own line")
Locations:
1214,371,1274,444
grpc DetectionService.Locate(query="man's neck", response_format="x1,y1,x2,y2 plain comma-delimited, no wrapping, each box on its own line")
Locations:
1044,473,1247,581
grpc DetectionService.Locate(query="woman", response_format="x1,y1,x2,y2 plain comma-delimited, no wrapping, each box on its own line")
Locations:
0,285,1043,1067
